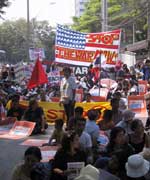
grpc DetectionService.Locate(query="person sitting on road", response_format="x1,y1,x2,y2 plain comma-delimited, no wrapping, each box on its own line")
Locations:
68,106,84,131
75,117,93,164
51,131,87,180
111,98,123,125
7,98,24,121
95,127,134,179
116,109,135,134
23,99,48,134
128,119,150,153
12,146,42,180
85,109,100,148
43,118,66,146
98,109,115,132
85,109,100,162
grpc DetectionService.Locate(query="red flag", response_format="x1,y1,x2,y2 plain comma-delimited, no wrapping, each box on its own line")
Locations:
27,58,48,89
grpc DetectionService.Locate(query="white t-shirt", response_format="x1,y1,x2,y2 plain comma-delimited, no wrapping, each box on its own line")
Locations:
60,76,76,103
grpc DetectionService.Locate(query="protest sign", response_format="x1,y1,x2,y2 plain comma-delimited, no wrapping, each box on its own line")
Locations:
20,139,49,147
128,95,147,124
138,80,147,95
20,101,111,123
40,146,58,162
0,121,35,139
67,162,85,180
29,48,45,61
75,89,83,102
47,70,61,86
55,25,121,66
0,117,16,135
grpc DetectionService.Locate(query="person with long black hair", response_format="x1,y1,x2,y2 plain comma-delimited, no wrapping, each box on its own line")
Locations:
51,131,86,180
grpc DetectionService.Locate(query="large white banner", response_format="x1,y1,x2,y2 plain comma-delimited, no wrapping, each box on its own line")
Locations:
55,25,121,66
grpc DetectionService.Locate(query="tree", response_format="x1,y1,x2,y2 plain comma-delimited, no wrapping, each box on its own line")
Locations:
0,0,10,14
0,19,28,63
72,0,101,32
72,0,148,44
31,19,55,60
0,18,55,63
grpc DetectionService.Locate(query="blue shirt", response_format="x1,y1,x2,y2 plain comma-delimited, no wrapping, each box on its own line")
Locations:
85,120,100,140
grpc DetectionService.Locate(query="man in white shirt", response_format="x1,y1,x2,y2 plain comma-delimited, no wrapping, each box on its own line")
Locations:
59,67,76,127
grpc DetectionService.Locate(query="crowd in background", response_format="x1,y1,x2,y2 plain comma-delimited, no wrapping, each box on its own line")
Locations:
0,59,150,180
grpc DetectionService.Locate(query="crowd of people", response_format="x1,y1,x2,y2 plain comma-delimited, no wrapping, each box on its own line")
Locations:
0,59,150,180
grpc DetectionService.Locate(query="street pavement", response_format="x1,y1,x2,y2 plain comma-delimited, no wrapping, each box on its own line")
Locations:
0,125,54,180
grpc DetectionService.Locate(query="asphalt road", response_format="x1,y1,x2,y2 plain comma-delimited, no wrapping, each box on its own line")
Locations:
0,125,54,180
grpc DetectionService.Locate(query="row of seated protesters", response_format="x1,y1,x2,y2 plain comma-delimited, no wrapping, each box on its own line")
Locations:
6,96,48,134
3,90,128,134
12,104,150,180
12,128,150,180
6,92,150,135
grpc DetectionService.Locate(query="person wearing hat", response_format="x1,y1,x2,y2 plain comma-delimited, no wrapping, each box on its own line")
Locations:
75,164,120,180
116,109,135,134
126,154,150,180
59,67,76,128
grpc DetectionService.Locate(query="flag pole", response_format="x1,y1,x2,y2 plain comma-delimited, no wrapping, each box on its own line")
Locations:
98,55,101,96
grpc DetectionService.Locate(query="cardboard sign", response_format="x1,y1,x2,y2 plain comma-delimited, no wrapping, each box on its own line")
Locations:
47,71,61,86
67,162,85,180
128,95,147,123
128,95,146,113
0,121,35,139
20,139,49,147
75,89,83,102
0,117,16,135
40,146,58,162
138,80,147,95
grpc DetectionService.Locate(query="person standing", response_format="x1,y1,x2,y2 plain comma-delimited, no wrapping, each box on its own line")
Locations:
59,67,76,127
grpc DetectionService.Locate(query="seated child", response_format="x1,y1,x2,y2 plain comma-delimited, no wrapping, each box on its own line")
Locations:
43,119,66,146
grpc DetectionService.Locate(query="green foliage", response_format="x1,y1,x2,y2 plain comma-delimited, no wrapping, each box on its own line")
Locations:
0,0,10,14
0,19,55,63
72,0,101,32
72,0,148,44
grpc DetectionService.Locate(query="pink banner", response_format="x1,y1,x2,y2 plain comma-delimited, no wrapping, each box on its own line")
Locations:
0,117,16,135
21,139,49,147
0,121,35,139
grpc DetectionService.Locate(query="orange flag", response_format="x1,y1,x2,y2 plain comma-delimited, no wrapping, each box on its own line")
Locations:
27,58,48,89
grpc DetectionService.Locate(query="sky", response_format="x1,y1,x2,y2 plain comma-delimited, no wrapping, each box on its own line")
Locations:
2,0,75,26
